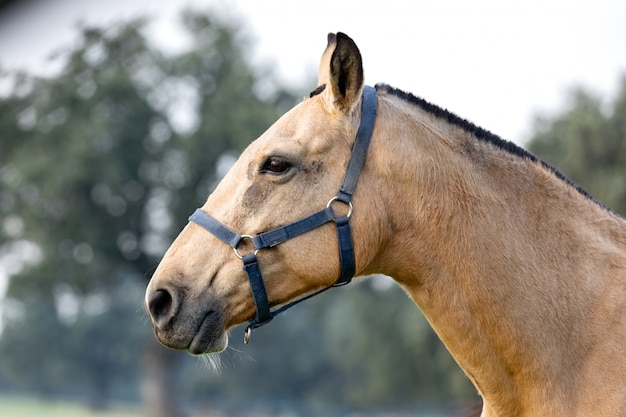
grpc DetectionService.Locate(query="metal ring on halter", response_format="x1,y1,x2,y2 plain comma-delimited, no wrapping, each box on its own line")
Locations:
326,196,353,218
233,235,259,260
244,326,252,344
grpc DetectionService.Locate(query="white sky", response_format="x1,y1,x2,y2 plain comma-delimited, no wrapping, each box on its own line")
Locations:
1,0,625,145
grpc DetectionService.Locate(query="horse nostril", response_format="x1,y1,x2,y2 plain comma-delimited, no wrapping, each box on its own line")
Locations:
148,289,175,327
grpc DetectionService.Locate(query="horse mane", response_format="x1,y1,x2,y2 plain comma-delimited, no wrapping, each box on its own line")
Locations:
375,83,613,214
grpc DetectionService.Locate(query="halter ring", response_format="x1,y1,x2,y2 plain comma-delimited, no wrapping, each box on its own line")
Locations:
233,235,259,260
326,196,353,218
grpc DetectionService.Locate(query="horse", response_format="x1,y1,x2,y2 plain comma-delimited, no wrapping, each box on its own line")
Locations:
145,32,626,417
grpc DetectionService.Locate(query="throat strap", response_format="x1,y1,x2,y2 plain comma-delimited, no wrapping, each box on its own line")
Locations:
188,85,377,342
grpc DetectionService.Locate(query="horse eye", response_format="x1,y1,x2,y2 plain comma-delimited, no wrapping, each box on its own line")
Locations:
261,157,292,174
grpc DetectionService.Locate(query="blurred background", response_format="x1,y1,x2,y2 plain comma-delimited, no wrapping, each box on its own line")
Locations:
0,1,625,416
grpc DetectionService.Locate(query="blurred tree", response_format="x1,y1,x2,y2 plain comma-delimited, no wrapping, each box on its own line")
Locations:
0,12,296,416
527,77,626,216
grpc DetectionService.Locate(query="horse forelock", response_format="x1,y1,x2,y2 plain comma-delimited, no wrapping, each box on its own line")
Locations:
309,84,326,98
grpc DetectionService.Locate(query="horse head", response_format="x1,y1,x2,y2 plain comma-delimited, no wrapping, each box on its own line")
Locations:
145,33,387,354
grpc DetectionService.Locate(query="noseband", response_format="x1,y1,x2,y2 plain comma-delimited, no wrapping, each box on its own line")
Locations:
189,86,377,343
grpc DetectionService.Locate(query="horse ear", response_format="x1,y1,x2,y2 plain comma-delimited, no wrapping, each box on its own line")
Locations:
318,32,364,113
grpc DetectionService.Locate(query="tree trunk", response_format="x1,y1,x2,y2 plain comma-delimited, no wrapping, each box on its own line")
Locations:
141,341,185,417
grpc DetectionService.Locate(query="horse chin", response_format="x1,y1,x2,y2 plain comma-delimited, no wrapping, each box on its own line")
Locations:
187,311,228,355
188,331,228,355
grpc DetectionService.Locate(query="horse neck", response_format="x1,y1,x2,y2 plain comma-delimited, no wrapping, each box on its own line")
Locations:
366,92,626,416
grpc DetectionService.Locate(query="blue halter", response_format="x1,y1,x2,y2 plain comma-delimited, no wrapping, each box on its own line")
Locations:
189,86,378,343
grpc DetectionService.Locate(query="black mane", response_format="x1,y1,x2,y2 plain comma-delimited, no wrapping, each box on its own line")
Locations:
375,83,608,211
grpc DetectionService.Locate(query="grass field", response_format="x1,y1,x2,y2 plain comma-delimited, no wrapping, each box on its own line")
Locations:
0,395,142,417
0,394,458,416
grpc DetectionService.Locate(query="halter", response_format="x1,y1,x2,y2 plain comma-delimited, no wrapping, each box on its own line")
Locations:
189,85,377,344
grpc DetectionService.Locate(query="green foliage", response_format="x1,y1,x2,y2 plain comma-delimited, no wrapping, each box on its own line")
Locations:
528,77,626,216
0,13,293,407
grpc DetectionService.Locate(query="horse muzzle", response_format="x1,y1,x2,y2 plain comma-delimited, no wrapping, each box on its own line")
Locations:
146,284,228,354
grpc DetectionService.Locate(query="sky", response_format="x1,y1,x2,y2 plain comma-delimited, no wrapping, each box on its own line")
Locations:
0,0,625,145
